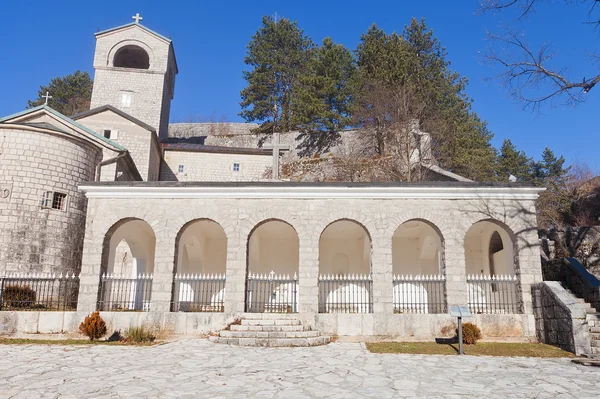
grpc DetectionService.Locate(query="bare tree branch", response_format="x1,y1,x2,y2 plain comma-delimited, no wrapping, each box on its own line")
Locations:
480,0,600,109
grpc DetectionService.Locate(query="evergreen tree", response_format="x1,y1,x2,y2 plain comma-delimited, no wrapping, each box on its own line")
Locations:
294,37,356,156
27,70,93,116
239,15,314,133
496,139,534,182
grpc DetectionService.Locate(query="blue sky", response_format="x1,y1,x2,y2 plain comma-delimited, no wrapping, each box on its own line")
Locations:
0,0,597,168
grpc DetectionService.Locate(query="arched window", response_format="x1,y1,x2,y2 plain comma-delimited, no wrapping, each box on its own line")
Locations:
113,45,150,69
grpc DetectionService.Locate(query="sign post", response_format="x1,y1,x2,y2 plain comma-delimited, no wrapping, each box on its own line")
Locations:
448,305,472,355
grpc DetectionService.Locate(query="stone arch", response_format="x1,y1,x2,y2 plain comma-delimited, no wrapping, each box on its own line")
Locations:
245,219,300,313
318,219,373,313
246,219,299,276
464,219,518,276
107,40,154,69
113,45,150,69
173,218,227,275
392,219,445,276
171,218,227,312
318,219,372,276
98,218,156,311
464,219,522,313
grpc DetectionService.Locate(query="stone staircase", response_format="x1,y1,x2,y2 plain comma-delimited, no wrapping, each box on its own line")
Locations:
565,288,600,357
209,314,330,347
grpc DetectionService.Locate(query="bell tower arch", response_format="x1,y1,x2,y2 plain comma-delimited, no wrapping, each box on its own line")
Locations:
90,17,178,140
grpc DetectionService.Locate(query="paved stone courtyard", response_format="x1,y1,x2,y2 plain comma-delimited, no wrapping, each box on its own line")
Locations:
0,339,598,398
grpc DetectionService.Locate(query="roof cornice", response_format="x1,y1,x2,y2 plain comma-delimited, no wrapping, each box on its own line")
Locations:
79,183,544,200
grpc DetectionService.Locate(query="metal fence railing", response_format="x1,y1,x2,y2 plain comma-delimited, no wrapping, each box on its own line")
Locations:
318,274,373,314
246,271,298,313
171,273,226,312
0,273,80,311
467,274,520,314
393,274,446,314
97,274,153,311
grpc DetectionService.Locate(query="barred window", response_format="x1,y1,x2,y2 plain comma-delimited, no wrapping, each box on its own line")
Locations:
233,163,240,172
41,191,67,210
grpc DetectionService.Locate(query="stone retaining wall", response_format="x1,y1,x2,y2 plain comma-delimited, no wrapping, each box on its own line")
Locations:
531,281,590,355
0,311,533,340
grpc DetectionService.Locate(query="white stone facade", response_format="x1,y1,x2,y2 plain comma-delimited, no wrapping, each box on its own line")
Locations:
160,150,272,181
74,109,161,181
69,183,543,338
90,24,177,140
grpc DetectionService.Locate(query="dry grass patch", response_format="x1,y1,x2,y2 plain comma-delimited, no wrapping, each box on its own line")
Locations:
366,342,575,358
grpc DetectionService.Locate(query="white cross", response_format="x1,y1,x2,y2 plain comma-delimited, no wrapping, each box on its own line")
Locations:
264,132,290,180
132,13,143,24
42,92,52,105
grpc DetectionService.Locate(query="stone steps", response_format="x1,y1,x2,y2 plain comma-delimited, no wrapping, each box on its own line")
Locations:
211,316,330,347
209,336,330,347
563,287,599,357
220,330,321,339
230,324,311,332
240,319,301,326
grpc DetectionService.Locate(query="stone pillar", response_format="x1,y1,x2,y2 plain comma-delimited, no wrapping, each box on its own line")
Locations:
517,228,543,315
149,229,176,312
444,235,468,307
77,203,103,314
298,234,319,314
372,231,393,314
224,229,246,313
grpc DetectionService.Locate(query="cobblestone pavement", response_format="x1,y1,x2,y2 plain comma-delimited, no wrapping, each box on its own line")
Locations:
0,339,598,398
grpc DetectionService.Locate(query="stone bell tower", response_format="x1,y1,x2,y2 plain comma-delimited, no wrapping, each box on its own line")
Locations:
90,14,178,140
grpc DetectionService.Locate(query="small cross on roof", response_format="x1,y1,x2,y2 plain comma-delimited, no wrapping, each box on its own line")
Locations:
42,92,52,105
132,13,143,24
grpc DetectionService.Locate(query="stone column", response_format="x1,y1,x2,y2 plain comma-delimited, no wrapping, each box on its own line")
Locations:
298,234,319,314
77,202,103,314
224,229,246,313
149,226,176,313
444,234,468,307
372,231,393,314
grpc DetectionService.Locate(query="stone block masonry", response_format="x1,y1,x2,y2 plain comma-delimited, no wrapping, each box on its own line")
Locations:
70,183,544,339
0,128,101,274
532,281,591,355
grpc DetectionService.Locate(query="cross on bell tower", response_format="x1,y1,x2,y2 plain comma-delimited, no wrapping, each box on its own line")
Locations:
132,13,143,24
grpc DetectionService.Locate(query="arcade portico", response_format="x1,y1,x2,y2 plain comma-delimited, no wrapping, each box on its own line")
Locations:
73,181,543,338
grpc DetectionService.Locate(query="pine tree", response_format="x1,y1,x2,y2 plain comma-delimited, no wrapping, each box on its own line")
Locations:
293,37,356,156
27,70,93,116
496,139,534,182
239,15,314,133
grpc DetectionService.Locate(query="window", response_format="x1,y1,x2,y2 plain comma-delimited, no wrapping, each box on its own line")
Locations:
233,163,240,172
104,130,111,139
41,191,67,210
120,91,133,107
178,165,184,173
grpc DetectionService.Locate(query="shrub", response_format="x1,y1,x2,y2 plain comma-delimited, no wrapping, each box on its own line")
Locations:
2,285,36,308
457,322,482,345
124,326,155,343
79,311,107,341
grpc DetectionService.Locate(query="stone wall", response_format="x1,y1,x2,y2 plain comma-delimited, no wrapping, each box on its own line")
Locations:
160,150,272,181
73,187,543,338
0,127,102,274
531,281,591,355
540,227,600,278
168,123,432,166
76,110,161,181
91,25,175,140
